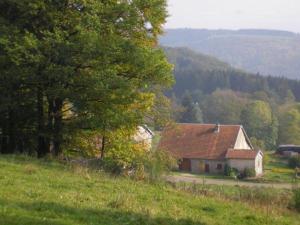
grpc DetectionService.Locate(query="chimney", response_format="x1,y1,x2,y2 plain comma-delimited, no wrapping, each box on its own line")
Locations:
214,123,220,133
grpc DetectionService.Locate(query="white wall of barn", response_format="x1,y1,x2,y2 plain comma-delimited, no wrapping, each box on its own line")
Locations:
255,153,263,175
227,159,254,173
191,159,225,174
133,126,153,150
227,153,263,176
234,128,252,150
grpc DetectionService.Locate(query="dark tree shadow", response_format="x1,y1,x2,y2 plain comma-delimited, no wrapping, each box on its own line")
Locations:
0,199,206,225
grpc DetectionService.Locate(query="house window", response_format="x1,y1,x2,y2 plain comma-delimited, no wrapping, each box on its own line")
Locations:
217,164,222,170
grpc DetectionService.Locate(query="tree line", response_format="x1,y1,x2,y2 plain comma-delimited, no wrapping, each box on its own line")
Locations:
0,0,172,158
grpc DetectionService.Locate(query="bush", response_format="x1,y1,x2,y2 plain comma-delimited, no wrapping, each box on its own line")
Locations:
288,156,300,169
263,151,270,166
224,164,231,176
243,168,256,178
224,165,239,178
293,188,300,212
144,150,176,181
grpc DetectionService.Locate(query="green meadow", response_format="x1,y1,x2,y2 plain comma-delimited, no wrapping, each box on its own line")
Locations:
0,155,299,225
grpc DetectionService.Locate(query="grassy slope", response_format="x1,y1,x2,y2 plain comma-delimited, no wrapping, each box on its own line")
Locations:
0,156,299,225
263,153,296,183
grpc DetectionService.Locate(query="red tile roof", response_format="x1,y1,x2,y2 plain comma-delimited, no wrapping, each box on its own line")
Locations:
225,149,260,159
159,123,244,160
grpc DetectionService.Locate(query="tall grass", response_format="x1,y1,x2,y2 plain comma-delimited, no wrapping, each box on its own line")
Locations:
171,181,294,212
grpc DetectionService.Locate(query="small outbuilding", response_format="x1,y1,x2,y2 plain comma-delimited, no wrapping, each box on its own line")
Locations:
133,125,154,151
158,123,263,177
277,145,300,157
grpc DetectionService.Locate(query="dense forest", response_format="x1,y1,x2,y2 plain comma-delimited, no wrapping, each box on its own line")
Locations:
0,0,173,171
165,47,300,150
160,29,300,79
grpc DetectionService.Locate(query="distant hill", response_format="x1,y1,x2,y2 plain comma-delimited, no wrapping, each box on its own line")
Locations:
160,29,300,79
164,47,300,100
164,47,232,72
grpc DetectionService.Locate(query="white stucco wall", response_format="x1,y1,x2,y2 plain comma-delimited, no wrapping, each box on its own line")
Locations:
234,128,252,150
255,153,263,175
191,159,225,174
189,156,263,176
133,126,153,150
227,159,254,172
191,159,203,173
227,152,263,176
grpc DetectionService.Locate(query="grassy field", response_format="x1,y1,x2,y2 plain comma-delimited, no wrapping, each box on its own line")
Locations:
0,155,299,225
262,152,296,183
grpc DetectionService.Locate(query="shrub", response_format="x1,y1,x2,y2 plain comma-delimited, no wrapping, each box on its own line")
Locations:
224,164,231,176
224,165,239,178
263,151,270,166
244,168,256,178
144,150,176,181
101,128,148,175
288,156,300,169
293,188,300,211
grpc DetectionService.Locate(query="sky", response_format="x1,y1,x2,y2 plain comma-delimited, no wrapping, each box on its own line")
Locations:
166,0,300,33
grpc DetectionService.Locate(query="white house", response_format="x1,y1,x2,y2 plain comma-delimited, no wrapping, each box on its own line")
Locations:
133,125,154,151
159,123,263,177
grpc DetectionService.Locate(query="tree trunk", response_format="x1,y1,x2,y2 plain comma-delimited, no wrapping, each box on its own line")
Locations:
1,122,9,154
7,109,16,154
37,87,47,158
100,135,106,159
53,98,63,156
46,98,54,154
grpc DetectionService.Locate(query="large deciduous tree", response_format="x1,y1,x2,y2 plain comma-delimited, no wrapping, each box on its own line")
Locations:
0,0,173,157
278,104,300,145
241,100,278,150
202,90,247,124
180,92,203,123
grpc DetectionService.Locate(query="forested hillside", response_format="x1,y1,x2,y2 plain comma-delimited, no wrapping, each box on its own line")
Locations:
165,47,300,150
161,29,300,79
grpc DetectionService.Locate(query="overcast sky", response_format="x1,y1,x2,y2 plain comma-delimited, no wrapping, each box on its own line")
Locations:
166,0,300,33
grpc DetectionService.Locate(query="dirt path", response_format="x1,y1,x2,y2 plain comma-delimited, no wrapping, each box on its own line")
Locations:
166,174,294,189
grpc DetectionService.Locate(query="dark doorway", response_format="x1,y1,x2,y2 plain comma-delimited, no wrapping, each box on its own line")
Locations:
205,163,210,173
179,158,191,171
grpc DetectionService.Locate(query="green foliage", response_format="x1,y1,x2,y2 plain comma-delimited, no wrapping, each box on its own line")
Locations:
63,130,99,158
250,137,266,150
224,164,231,176
203,90,247,124
144,150,176,181
244,168,256,178
293,188,300,212
0,0,173,157
278,104,300,145
288,156,300,169
102,128,147,175
224,165,238,178
224,166,255,179
262,151,270,166
165,47,300,101
262,153,296,183
180,92,203,123
241,101,278,150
